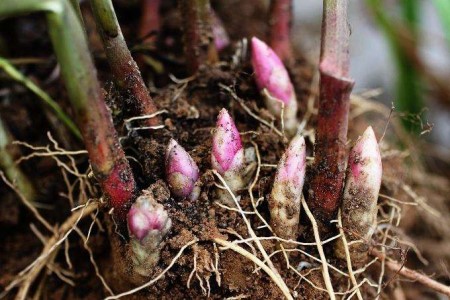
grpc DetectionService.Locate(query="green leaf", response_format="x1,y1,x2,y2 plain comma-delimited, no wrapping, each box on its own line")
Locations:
433,0,450,47
0,57,82,139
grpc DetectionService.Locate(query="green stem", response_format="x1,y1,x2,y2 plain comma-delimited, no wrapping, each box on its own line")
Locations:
0,0,136,220
402,0,420,34
69,0,84,25
90,0,160,127
0,56,82,139
0,118,36,202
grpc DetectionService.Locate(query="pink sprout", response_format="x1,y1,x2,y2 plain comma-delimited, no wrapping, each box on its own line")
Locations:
211,108,244,174
274,134,306,189
211,10,230,51
127,196,171,243
251,37,294,105
165,139,199,199
348,126,382,189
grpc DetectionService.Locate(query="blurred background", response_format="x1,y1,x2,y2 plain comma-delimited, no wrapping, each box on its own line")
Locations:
292,0,450,148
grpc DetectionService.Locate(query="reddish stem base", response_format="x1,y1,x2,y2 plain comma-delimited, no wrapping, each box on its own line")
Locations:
269,0,294,63
307,69,354,223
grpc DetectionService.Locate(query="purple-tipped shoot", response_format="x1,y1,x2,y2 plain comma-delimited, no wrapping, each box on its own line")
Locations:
269,134,306,246
212,109,254,206
212,108,245,175
335,126,382,266
127,192,172,276
165,139,200,201
211,10,230,51
251,37,298,135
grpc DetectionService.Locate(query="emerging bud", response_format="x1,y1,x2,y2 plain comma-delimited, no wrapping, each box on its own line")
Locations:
127,192,172,276
165,139,200,201
211,109,254,206
211,10,230,51
212,108,245,175
269,134,306,246
251,37,298,134
335,126,382,267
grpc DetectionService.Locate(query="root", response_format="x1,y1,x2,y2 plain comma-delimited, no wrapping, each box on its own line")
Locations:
213,238,293,300
0,135,105,299
267,248,348,277
301,198,335,300
0,202,98,300
13,136,87,166
219,84,284,137
212,170,280,276
370,248,450,297
122,109,168,136
0,171,53,232
248,142,273,233
187,244,211,297
212,169,293,299
74,226,114,296
212,243,221,287
375,205,396,299
337,210,363,300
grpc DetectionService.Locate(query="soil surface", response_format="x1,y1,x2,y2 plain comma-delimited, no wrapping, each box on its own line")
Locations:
1,1,449,299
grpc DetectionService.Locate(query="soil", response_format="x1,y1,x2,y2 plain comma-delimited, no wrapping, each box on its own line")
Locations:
1,1,449,300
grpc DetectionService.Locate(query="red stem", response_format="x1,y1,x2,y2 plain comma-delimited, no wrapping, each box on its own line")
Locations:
308,0,355,223
91,0,160,127
180,0,218,74
1,0,137,223
268,0,294,63
138,0,161,43
82,102,136,221
136,0,161,69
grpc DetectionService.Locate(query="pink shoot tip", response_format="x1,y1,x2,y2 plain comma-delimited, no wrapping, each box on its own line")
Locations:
127,196,171,243
165,139,200,200
274,135,306,186
211,108,244,175
127,192,171,276
269,134,306,243
251,37,295,105
211,108,255,206
211,10,230,51
251,37,298,134
347,126,382,190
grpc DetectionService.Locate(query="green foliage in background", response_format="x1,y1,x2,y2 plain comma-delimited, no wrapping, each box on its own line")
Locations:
433,0,450,47
366,0,424,133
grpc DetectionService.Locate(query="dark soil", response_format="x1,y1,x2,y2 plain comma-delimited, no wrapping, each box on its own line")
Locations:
1,1,449,299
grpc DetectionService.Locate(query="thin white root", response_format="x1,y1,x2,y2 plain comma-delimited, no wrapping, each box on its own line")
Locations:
0,202,98,300
370,248,450,297
0,171,53,232
301,198,335,300
212,170,281,279
73,227,114,296
337,210,363,300
213,238,293,300
219,84,283,137
376,207,395,299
